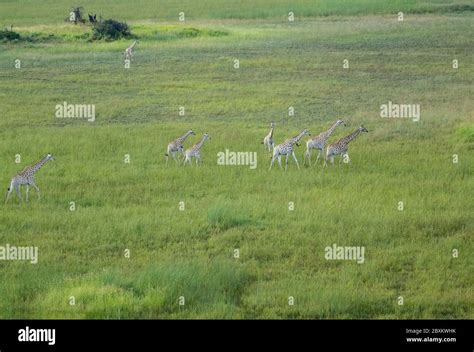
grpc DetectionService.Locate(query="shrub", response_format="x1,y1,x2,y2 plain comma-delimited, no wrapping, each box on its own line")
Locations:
92,19,131,40
0,30,21,42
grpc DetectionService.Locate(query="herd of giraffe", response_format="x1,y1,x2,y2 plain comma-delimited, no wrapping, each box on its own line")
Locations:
163,120,368,169
4,121,367,203
267,120,368,170
165,130,211,166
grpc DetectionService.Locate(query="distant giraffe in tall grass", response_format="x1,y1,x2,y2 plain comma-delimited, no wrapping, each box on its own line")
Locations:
124,41,137,61
304,120,346,166
269,129,310,171
5,153,54,204
165,129,196,164
324,126,368,166
262,122,275,152
183,133,210,166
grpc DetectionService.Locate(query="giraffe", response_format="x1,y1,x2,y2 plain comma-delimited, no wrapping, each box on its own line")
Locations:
124,41,137,61
183,133,211,166
324,126,368,166
304,119,346,166
5,153,54,204
262,122,275,152
269,129,310,171
165,129,196,164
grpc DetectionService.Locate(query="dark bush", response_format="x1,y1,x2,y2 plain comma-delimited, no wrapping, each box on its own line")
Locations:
0,30,21,41
92,19,131,40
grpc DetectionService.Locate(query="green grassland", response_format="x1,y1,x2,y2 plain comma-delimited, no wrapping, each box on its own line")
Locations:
0,1,473,318
1,0,473,24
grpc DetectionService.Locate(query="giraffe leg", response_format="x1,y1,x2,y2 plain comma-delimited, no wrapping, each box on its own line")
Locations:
15,185,22,203
26,185,30,203
269,152,278,170
315,150,322,166
277,155,282,169
285,154,289,171
196,155,201,166
31,182,40,200
172,151,178,164
292,151,300,170
304,148,311,166
323,148,330,168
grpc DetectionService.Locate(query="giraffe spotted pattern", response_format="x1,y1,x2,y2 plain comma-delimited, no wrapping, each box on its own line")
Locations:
269,128,310,171
304,119,346,166
325,126,368,166
165,129,196,164
183,133,210,166
5,153,54,204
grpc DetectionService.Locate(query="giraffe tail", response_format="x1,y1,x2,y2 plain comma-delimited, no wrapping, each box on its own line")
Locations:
5,180,13,204
6,179,13,192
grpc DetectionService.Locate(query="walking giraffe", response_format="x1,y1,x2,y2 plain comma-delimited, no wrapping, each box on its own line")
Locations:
5,153,54,204
165,129,196,164
124,40,137,61
262,122,275,152
324,126,368,166
183,133,211,166
304,119,346,166
269,129,311,171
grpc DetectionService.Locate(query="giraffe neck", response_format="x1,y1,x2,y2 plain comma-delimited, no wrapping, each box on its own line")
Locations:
269,126,274,138
323,121,340,139
290,130,307,145
342,129,362,145
177,131,193,144
195,136,207,150
29,156,50,174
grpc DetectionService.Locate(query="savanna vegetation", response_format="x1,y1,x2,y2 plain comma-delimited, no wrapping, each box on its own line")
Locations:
0,0,472,318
